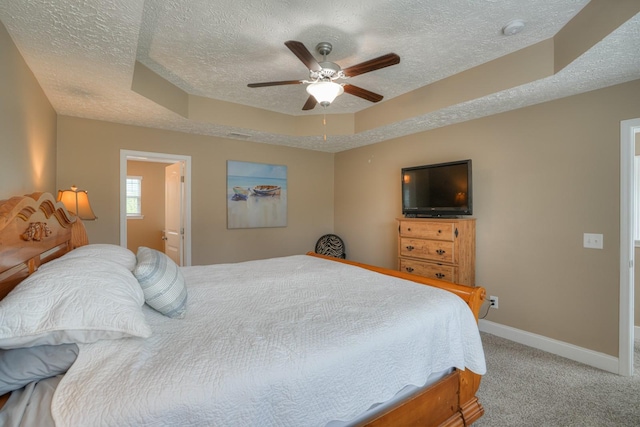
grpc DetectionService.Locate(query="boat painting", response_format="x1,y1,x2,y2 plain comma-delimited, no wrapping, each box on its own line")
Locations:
227,160,287,229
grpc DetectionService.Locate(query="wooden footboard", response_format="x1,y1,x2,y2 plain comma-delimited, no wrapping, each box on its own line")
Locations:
306,252,486,427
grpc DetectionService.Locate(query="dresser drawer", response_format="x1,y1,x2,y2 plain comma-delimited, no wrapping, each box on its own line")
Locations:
399,258,457,282
397,218,475,286
399,237,455,263
399,221,455,241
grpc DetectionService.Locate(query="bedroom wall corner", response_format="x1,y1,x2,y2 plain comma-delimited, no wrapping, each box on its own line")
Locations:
0,20,57,199
334,78,640,358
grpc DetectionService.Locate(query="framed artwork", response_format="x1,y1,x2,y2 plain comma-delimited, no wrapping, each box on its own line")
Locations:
227,160,287,229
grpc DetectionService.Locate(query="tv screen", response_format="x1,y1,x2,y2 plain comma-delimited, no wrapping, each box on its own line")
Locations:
402,159,472,217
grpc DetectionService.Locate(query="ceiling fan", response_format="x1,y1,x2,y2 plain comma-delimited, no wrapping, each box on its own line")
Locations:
247,40,400,111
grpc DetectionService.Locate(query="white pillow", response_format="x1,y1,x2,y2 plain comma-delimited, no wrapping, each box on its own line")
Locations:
0,258,152,349
40,243,137,271
134,247,188,319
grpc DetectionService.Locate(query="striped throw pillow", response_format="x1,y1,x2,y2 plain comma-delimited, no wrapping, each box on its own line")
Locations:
134,247,187,319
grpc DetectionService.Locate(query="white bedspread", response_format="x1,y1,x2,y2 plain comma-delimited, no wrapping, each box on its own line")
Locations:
52,255,485,427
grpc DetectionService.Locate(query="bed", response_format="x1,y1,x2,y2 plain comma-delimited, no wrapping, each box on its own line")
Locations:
0,192,486,426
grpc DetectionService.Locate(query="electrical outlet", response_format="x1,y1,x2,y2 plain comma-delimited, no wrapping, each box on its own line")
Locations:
489,296,499,309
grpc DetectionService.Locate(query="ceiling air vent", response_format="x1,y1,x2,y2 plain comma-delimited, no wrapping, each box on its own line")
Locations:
227,132,252,140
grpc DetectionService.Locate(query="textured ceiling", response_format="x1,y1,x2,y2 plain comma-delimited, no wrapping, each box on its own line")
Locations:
1,0,639,152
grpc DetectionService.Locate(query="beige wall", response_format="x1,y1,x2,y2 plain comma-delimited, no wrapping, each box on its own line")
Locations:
126,161,166,253
335,79,640,357
56,117,335,265
0,20,56,199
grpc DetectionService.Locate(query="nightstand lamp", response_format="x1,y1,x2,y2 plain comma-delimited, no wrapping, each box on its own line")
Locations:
57,185,97,220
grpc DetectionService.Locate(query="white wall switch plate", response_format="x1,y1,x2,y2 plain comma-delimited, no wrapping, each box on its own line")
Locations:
583,233,603,249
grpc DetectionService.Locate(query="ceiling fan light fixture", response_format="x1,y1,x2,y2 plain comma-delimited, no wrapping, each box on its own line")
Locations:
248,41,398,110
306,81,344,106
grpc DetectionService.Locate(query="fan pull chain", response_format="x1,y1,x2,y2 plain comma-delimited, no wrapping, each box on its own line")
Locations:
323,112,327,141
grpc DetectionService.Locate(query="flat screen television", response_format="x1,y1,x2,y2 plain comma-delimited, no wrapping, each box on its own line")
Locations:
401,159,472,217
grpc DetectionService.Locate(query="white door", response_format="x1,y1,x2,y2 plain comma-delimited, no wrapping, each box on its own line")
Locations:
164,162,183,265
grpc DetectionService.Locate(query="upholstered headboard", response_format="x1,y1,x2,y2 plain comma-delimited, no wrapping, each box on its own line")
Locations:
0,192,88,299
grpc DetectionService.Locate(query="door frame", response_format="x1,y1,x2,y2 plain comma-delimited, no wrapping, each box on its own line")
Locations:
620,118,640,376
120,150,192,266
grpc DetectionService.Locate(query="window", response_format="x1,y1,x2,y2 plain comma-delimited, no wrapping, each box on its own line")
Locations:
126,176,143,219
635,157,640,245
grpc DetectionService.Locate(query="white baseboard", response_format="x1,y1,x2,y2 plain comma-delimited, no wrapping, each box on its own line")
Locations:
479,319,620,374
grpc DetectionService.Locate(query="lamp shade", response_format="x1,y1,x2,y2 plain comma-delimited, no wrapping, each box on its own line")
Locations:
306,81,344,106
57,186,97,220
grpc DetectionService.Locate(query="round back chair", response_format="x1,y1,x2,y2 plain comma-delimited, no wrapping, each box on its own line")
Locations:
314,234,346,259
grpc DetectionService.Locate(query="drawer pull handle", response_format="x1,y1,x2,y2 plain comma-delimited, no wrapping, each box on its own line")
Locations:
407,227,411,231
405,267,414,273
436,249,446,255
438,229,442,234
436,273,445,279
406,245,414,251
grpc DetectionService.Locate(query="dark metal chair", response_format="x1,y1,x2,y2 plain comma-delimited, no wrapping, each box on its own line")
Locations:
315,234,346,259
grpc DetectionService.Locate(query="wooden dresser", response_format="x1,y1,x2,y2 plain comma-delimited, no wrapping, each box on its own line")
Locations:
397,218,476,286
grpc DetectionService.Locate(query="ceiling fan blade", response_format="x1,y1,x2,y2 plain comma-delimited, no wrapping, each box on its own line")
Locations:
247,80,303,88
342,53,400,77
343,84,384,103
302,95,317,110
285,40,322,72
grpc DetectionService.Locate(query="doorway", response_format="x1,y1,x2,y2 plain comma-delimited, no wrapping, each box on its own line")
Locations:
620,118,640,377
120,150,192,266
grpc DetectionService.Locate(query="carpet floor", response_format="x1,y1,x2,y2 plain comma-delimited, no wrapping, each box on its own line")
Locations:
473,333,640,427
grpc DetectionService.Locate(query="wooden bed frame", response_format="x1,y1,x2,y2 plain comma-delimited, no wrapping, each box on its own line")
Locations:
0,192,485,426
